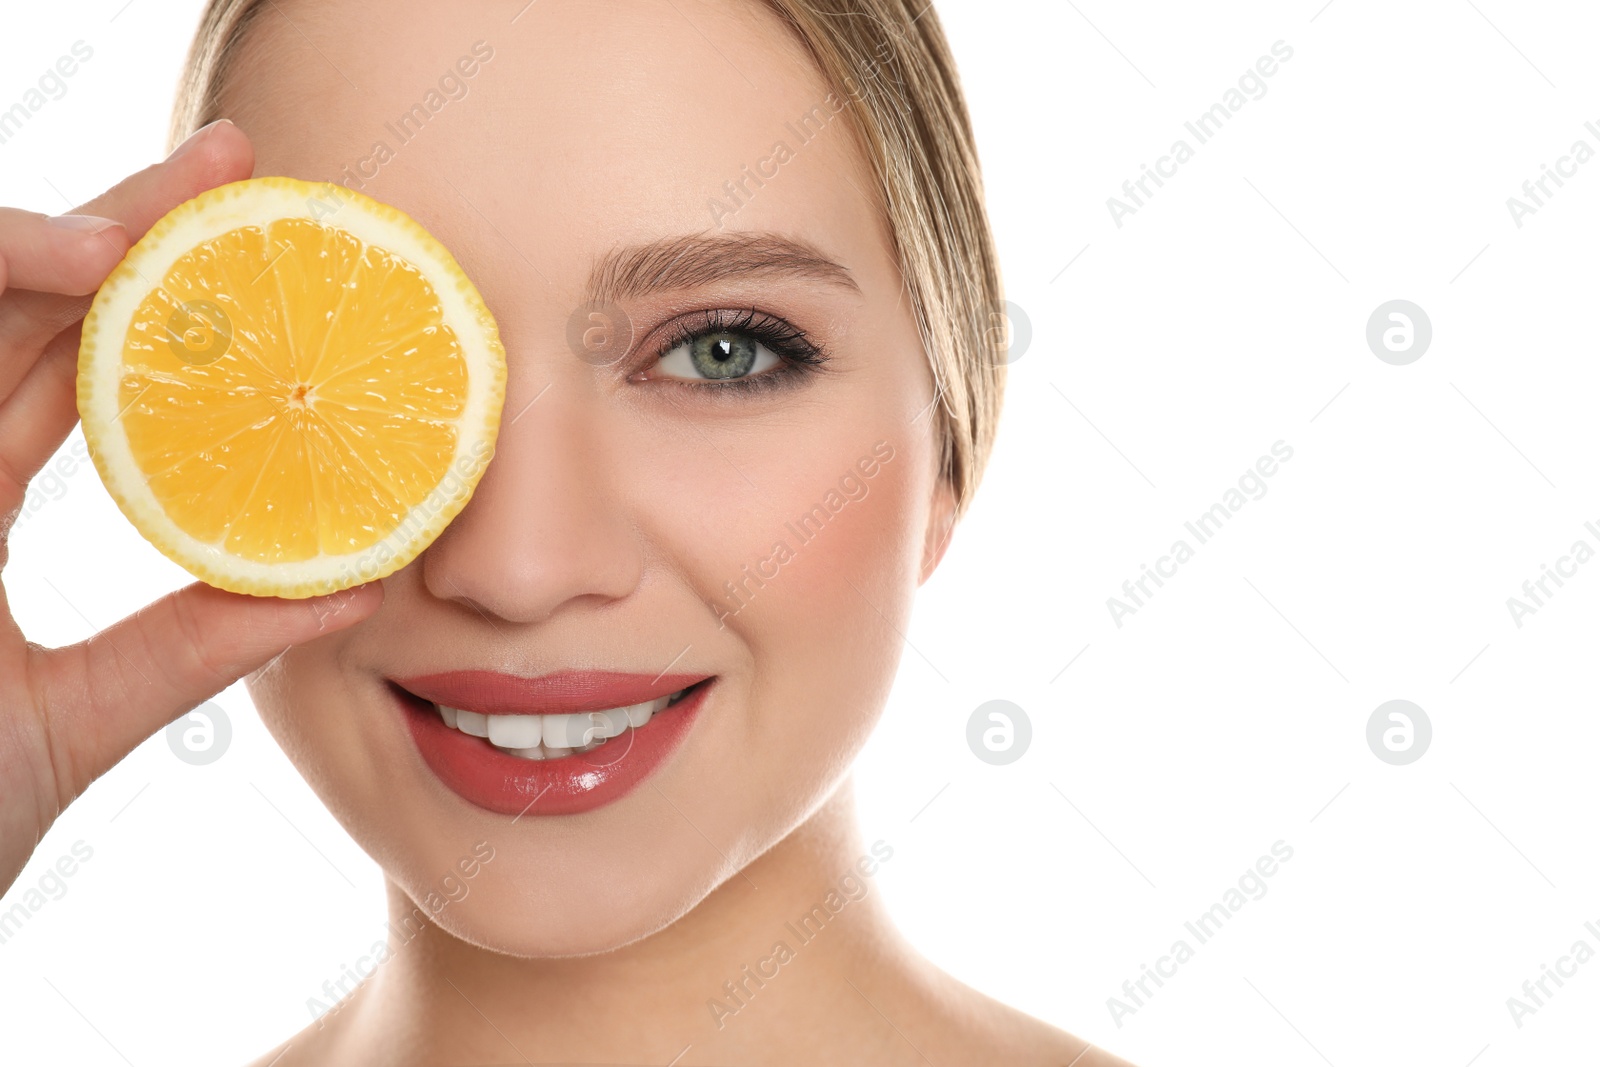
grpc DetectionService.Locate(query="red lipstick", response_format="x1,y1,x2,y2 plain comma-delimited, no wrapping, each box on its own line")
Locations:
391,671,711,817
397,670,706,715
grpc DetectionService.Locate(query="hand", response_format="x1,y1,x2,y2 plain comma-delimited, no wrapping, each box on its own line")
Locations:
0,119,383,894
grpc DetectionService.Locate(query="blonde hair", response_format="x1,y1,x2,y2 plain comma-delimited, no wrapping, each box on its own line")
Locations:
170,0,1005,515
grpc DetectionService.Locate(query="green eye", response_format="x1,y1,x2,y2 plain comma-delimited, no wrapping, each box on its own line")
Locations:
657,330,781,382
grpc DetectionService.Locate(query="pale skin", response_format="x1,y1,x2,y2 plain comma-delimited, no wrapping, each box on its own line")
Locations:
0,0,1133,1063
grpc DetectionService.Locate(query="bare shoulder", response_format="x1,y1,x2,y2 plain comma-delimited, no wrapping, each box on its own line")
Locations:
915,967,1141,1067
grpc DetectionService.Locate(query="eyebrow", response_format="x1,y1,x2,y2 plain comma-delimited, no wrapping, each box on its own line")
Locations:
583,231,861,306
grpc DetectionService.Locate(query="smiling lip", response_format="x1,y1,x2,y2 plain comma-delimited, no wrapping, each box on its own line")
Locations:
391,671,711,817
394,670,709,716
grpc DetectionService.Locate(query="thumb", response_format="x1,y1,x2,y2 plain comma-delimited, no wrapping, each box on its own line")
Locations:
33,580,382,799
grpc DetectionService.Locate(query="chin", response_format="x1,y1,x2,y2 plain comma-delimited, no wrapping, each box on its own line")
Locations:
405,849,728,958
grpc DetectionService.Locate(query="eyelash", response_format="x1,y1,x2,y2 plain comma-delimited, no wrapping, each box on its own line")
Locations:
641,307,830,393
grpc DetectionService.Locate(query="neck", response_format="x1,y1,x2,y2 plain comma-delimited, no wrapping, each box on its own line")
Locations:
304,777,919,1065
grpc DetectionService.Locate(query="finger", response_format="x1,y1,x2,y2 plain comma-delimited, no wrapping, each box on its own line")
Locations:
71,118,254,248
0,208,129,296
0,120,254,394
31,579,383,801
0,286,94,409
0,325,80,522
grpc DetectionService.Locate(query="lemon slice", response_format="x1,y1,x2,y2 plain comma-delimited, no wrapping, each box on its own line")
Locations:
77,177,505,598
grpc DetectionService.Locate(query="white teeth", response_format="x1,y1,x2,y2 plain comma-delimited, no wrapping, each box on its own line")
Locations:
543,712,597,749
487,714,541,748
435,685,697,760
628,696,668,728
589,707,632,739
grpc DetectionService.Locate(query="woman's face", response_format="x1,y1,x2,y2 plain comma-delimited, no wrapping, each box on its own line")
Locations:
240,0,950,955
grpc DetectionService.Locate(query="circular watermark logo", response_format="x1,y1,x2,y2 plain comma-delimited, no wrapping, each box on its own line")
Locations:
166,700,232,766
1365,300,1431,366
982,300,1031,366
566,301,634,367
577,712,637,769
166,299,233,366
1366,699,1431,766
966,699,1031,765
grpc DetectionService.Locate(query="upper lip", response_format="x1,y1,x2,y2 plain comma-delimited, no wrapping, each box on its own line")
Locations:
392,670,712,716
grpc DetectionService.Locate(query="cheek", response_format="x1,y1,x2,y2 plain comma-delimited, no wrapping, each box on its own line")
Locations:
767,450,923,716
651,429,929,773
246,643,397,836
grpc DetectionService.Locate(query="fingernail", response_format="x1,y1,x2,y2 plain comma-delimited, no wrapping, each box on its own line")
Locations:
46,213,122,235
166,117,233,161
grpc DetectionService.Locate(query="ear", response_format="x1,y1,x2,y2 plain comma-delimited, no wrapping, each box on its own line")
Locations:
918,480,957,585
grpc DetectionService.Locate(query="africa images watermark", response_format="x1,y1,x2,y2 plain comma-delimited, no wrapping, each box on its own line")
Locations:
8,434,90,534
309,40,494,196
1107,840,1295,1028
305,839,495,1027
0,840,95,946
1503,916,1600,1030
1503,518,1600,629
706,839,894,1030
707,25,911,229
1107,40,1294,228
710,440,896,629
0,39,94,148
1504,118,1600,229
304,437,495,597
1106,440,1295,628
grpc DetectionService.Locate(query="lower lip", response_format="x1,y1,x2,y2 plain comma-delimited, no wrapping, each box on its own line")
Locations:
395,682,709,817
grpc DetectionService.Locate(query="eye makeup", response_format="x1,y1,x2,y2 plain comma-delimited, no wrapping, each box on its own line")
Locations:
630,305,832,394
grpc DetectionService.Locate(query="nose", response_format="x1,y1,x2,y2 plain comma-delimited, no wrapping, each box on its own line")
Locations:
422,379,643,624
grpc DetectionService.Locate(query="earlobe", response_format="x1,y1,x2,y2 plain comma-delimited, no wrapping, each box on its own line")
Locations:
919,482,957,585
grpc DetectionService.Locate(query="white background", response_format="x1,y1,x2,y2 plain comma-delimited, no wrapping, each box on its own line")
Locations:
4,1,1599,1065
